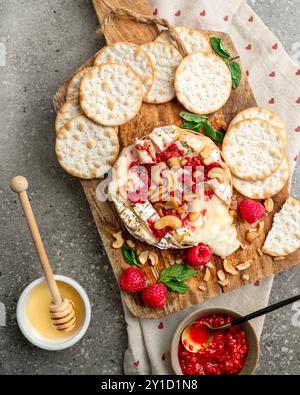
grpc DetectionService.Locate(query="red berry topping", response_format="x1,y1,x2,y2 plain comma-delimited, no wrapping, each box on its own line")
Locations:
119,267,147,293
239,198,266,224
142,283,166,308
186,243,212,266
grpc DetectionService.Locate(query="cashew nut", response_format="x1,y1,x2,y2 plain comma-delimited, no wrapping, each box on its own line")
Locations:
154,203,165,217
112,231,124,249
152,162,167,186
198,285,206,291
138,251,150,265
126,240,135,248
148,251,159,266
154,215,182,230
203,268,211,282
242,273,250,281
217,270,226,281
218,279,229,287
207,168,225,183
264,197,274,213
200,144,213,159
167,157,181,168
188,211,201,222
236,260,252,270
223,259,238,275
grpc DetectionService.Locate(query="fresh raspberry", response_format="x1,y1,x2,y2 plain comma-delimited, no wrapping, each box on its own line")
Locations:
186,243,212,266
142,283,166,308
119,267,147,292
239,198,266,224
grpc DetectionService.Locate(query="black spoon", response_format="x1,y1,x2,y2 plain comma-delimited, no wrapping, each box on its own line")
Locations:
182,294,300,352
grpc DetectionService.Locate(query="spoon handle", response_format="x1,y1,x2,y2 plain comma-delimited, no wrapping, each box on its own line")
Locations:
231,294,300,327
10,176,62,306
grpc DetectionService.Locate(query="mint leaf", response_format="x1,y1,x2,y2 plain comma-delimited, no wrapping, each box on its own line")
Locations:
181,121,202,131
227,61,242,89
203,122,224,142
162,281,189,294
122,244,139,267
210,37,230,60
180,111,207,123
159,264,197,293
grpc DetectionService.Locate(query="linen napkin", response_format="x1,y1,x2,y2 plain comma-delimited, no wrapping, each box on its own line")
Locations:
122,0,300,375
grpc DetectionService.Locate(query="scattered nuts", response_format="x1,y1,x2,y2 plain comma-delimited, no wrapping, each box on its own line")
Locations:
154,202,165,217
240,242,248,250
138,251,150,265
273,256,285,261
207,167,225,183
236,260,252,270
245,230,260,243
126,240,135,248
154,215,182,230
257,221,265,235
218,279,229,287
112,231,124,249
149,251,159,266
198,285,206,291
206,262,214,270
223,259,238,275
200,144,213,159
152,162,166,185
167,157,181,168
203,268,211,282
188,211,201,222
264,198,274,213
242,274,250,281
217,269,226,281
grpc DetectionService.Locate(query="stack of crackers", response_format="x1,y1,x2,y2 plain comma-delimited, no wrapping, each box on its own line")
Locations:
55,26,235,179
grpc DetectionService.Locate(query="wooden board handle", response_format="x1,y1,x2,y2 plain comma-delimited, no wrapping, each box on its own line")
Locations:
10,176,62,306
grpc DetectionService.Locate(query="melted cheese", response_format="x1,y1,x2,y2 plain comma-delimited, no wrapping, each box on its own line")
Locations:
189,195,240,257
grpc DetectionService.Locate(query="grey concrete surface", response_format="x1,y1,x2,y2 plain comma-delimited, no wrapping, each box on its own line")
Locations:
0,0,299,375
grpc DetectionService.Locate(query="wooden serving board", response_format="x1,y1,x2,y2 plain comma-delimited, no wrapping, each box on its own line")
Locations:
53,0,300,319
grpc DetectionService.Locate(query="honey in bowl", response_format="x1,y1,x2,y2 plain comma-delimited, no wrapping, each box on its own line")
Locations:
25,281,85,340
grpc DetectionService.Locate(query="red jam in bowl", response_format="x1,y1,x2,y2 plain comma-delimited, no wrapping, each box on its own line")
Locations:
178,314,249,375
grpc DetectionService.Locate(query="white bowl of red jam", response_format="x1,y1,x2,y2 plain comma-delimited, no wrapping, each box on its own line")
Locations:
171,308,259,375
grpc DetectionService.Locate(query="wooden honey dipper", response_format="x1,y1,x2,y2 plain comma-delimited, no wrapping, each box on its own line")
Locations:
11,176,76,332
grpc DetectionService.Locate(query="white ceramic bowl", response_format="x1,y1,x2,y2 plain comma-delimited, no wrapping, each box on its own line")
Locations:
17,275,91,351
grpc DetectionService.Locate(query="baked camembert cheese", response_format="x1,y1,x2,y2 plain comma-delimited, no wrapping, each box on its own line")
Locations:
109,126,240,256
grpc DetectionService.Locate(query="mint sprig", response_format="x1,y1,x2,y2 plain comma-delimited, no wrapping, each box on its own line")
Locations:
122,243,140,267
210,37,242,89
159,264,197,294
180,111,224,142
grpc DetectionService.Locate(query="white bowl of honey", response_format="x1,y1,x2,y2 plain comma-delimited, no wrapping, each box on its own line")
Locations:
17,275,91,350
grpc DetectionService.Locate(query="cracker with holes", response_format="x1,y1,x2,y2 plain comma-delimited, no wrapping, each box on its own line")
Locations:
56,115,119,179
109,125,239,256
94,42,154,98
66,67,94,101
233,156,289,199
175,52,232,114
222,119,284,181
80,64,143,126
55,99,83,134
230,106,287,145
155,26,210,54
141,42,182,104
263,197,300,256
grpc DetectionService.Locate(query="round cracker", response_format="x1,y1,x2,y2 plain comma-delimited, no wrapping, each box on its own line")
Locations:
222,118,284,181
94,42,154,98
230,106,287,145
80,64,143,126
55,99,83,134
233,156,289,199
141,42,183,104
66,67,94,101
56,115,119,179
155,26,210,54
175,52,232,115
